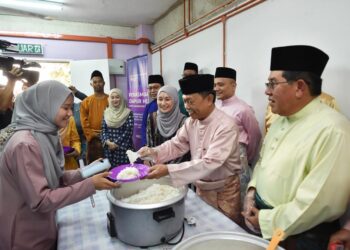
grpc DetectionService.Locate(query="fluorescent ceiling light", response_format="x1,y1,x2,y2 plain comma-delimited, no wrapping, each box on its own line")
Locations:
0,0,64,11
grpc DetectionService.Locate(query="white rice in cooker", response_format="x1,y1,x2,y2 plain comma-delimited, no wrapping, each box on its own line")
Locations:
117,167,139,180
121,184,181,204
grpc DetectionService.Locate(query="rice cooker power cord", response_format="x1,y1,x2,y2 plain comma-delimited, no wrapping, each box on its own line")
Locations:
161,220,186,245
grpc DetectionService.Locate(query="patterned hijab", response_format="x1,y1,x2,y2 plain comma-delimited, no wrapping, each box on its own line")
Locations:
13,80,73,188
104,88,130,128
157,86,185,137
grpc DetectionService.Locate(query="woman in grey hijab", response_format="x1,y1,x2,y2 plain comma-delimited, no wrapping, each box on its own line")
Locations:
146,85,190,164
0,80,119,250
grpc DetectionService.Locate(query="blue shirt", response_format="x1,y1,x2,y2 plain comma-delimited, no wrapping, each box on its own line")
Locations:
141,99,157,146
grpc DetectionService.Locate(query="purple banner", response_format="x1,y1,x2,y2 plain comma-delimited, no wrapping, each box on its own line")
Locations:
127,55,148,150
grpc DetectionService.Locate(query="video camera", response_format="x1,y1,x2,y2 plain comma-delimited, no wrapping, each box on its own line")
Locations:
0,39,41,85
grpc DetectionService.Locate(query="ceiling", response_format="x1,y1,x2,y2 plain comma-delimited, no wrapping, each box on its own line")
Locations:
0,0,180,27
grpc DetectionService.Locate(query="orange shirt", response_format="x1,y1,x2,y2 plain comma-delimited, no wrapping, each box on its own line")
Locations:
60,117,81,170
80,94,108,141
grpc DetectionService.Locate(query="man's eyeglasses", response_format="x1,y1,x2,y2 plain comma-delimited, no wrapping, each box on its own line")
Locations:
265,81,289,89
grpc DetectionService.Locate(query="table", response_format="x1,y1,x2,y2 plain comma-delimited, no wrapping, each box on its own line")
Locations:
57,189,246,250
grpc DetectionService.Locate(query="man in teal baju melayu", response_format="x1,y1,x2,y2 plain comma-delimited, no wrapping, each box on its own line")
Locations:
243,45,350,250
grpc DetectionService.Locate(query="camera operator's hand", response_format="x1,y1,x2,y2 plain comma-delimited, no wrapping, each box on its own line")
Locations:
68,85,77,94
4,66,23,81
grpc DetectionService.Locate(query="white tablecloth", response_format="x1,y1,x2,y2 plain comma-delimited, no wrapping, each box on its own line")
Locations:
57,189,246,250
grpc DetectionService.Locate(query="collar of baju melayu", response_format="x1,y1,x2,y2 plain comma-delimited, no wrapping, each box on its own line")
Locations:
198,107,218,126
149,98,157,106
286,97,321,123
220,95,237,106
147,99,158,111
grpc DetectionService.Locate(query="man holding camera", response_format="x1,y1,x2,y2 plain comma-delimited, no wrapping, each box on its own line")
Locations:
0,67,24,129
0,67,22,110
0,40,40,131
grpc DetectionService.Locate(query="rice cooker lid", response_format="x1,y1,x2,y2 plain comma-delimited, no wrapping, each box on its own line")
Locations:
172,231,285,250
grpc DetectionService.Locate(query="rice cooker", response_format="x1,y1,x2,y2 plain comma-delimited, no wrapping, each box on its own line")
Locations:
172,231,285,250
106,177,188,247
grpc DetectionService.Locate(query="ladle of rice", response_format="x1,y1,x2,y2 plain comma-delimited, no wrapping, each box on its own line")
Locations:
126,150,139,164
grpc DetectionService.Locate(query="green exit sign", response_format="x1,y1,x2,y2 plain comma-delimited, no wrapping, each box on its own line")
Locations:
17,43,43,55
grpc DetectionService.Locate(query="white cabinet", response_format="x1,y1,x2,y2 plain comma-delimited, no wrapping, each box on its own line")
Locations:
108,59,125,75
70,59,125,98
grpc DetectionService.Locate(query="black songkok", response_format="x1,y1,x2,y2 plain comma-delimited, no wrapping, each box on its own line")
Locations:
179,74,214,95
214,67,236,80
183,62,198,73
148,75,164,86
270,45,329,76
90,70,104,80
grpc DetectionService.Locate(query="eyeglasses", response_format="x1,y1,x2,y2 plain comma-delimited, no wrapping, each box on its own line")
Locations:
265,80,289,89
